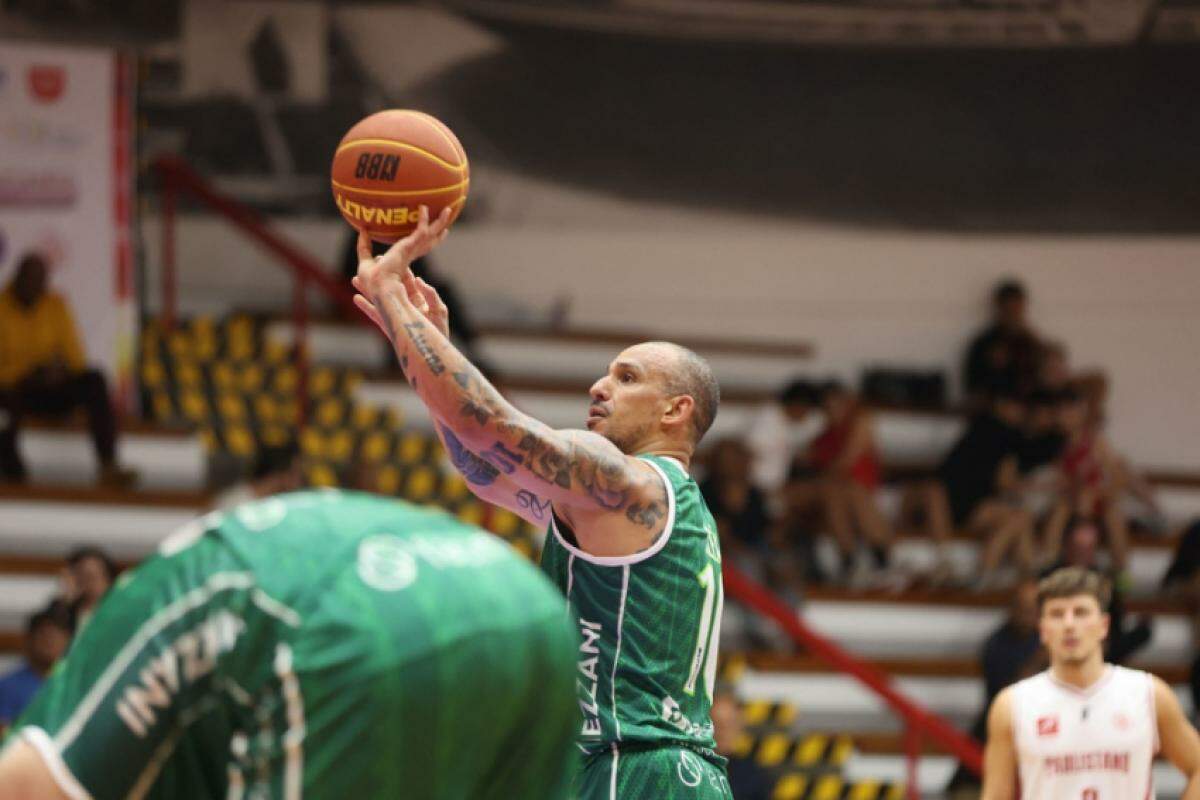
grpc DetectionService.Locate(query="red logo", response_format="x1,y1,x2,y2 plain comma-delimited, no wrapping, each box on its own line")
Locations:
27,65,65,103
1037,716,1060,737
1114,713,1131,731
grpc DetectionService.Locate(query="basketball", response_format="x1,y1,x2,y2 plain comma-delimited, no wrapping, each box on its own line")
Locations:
331,109,469,243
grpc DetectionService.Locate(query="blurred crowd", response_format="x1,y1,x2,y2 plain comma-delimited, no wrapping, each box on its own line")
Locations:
0,546,118,737
703,278,1167,595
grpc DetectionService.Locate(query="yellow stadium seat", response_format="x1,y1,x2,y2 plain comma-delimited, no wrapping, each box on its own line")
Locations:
509,538,533,560
307,462,338,488
440,474,468,502
405,466,437,501
490,509,520,536
360,431,391,463
225,426,256,457
885,784,905,800
273,366,298,395
771,774,807,800
743,701,771,726
141,360,167,388
310,367,336,396
254,394,278,424
795,735,828,767
342,371,363,395
238,365,264,394
351,405,377,430
774,704,797,727
217,394,246,423
180,391,209,423
398,433,427,465
811,775,843,800
830,735,853,767
300,429,326,458
457,502,484,526
174,361,202,389
316,399,344,429
848,780,881,800
733,733,754,759
168,330,192,359
755,733,789,768
279,399,301,426
376,465,401,495
262,340,289,364
210,362,236,393
328,431,355,462
199,427,219,453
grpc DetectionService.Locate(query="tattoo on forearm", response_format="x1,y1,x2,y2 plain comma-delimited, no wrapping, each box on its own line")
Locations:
402,321,445,375
439,424,499,486
454,370,500,426
515,490,551,521
482,442,523,474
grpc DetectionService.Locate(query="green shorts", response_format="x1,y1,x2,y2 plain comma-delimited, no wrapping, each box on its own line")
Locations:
575,744,732,800
8,492,580,800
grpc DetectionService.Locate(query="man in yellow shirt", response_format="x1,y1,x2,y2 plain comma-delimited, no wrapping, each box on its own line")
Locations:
0,253,135,487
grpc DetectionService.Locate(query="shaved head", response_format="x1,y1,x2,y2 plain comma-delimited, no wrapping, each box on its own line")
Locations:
639,341,720,444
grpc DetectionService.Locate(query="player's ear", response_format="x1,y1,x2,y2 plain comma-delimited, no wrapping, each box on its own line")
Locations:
663,395,694,428
1100,612,1111,641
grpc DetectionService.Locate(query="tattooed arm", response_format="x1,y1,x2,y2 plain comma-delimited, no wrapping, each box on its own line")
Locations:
431,419,554,527
352,214,667,553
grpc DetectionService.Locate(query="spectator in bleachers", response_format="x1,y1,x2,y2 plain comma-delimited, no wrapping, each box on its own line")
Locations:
701,438,772,560
1034,340,1071,395
1159,520,1200,715
962,279,1041,407
1017,389,1067,477
804,381,894,584
0,606,72,738
745,378,818,498
58,546,119,632
947,579,1044,795
711,683,772,800
1040,516,1152,665
917,387,1036,589
214,441,304,510
0,253,136,487
1039,388,1161,571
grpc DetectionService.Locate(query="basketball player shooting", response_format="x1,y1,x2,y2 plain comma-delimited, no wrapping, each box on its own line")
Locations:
982,566,1200,800
352,207,734,799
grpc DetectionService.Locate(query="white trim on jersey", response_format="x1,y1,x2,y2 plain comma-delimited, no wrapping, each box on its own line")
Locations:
275,643,306,800
565,553,576,617
19,727,93,800
611,565,630,741
547,456,678,567
609,743,620,800
1046,665,1115,698
126,696,221,800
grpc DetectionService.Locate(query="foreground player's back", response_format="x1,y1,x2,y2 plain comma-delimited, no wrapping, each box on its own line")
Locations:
1011,666,1156,799
5,490,579,800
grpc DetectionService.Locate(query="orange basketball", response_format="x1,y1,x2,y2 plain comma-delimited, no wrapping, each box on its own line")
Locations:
331,109,469,243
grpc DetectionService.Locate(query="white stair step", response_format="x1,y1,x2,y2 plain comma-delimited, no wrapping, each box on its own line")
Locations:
20,429,206,491
0,499,202,561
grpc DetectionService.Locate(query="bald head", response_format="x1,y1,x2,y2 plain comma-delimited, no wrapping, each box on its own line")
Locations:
639,341,720,445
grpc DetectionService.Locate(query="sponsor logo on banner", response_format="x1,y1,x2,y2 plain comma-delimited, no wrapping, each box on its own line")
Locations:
1037,715,1060,737
27,64,65,103
0,172,77,207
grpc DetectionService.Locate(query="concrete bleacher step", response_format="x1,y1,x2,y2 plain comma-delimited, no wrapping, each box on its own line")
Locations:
0,485,208,561
19,419,206,491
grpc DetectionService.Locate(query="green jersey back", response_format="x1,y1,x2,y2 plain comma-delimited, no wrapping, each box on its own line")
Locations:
539,455,725,757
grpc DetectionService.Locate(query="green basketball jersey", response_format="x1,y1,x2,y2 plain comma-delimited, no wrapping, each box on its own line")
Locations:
9,491,579,800
539,455,725,759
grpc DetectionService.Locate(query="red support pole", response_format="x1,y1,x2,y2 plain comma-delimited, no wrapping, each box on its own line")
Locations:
295,276,309,429
905,725,921,800
161,175,177,331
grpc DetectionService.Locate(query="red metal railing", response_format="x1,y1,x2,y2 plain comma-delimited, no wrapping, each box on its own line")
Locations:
153,156,983,797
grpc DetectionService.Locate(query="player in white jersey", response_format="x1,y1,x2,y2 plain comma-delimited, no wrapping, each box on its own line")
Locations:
983,567,1200,800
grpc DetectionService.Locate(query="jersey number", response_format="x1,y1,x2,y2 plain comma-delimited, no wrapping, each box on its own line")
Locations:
1082,790,1098,800
685,563,723,700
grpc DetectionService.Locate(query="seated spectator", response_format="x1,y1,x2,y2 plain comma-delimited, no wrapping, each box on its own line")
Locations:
0,253,136,487
711,683,772,800
1017,389,1067,477
0,606,72,737
700,438,771,559
1040,516,1151,665
1160,520,1200,714
744,378,818,498
946,580,1044,794
962,278,1041,407
1040,388,1161,571
214,441,304,510
802,381,894,584
916,388,1036,588
1034,340,1072,395
49,546,120,634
